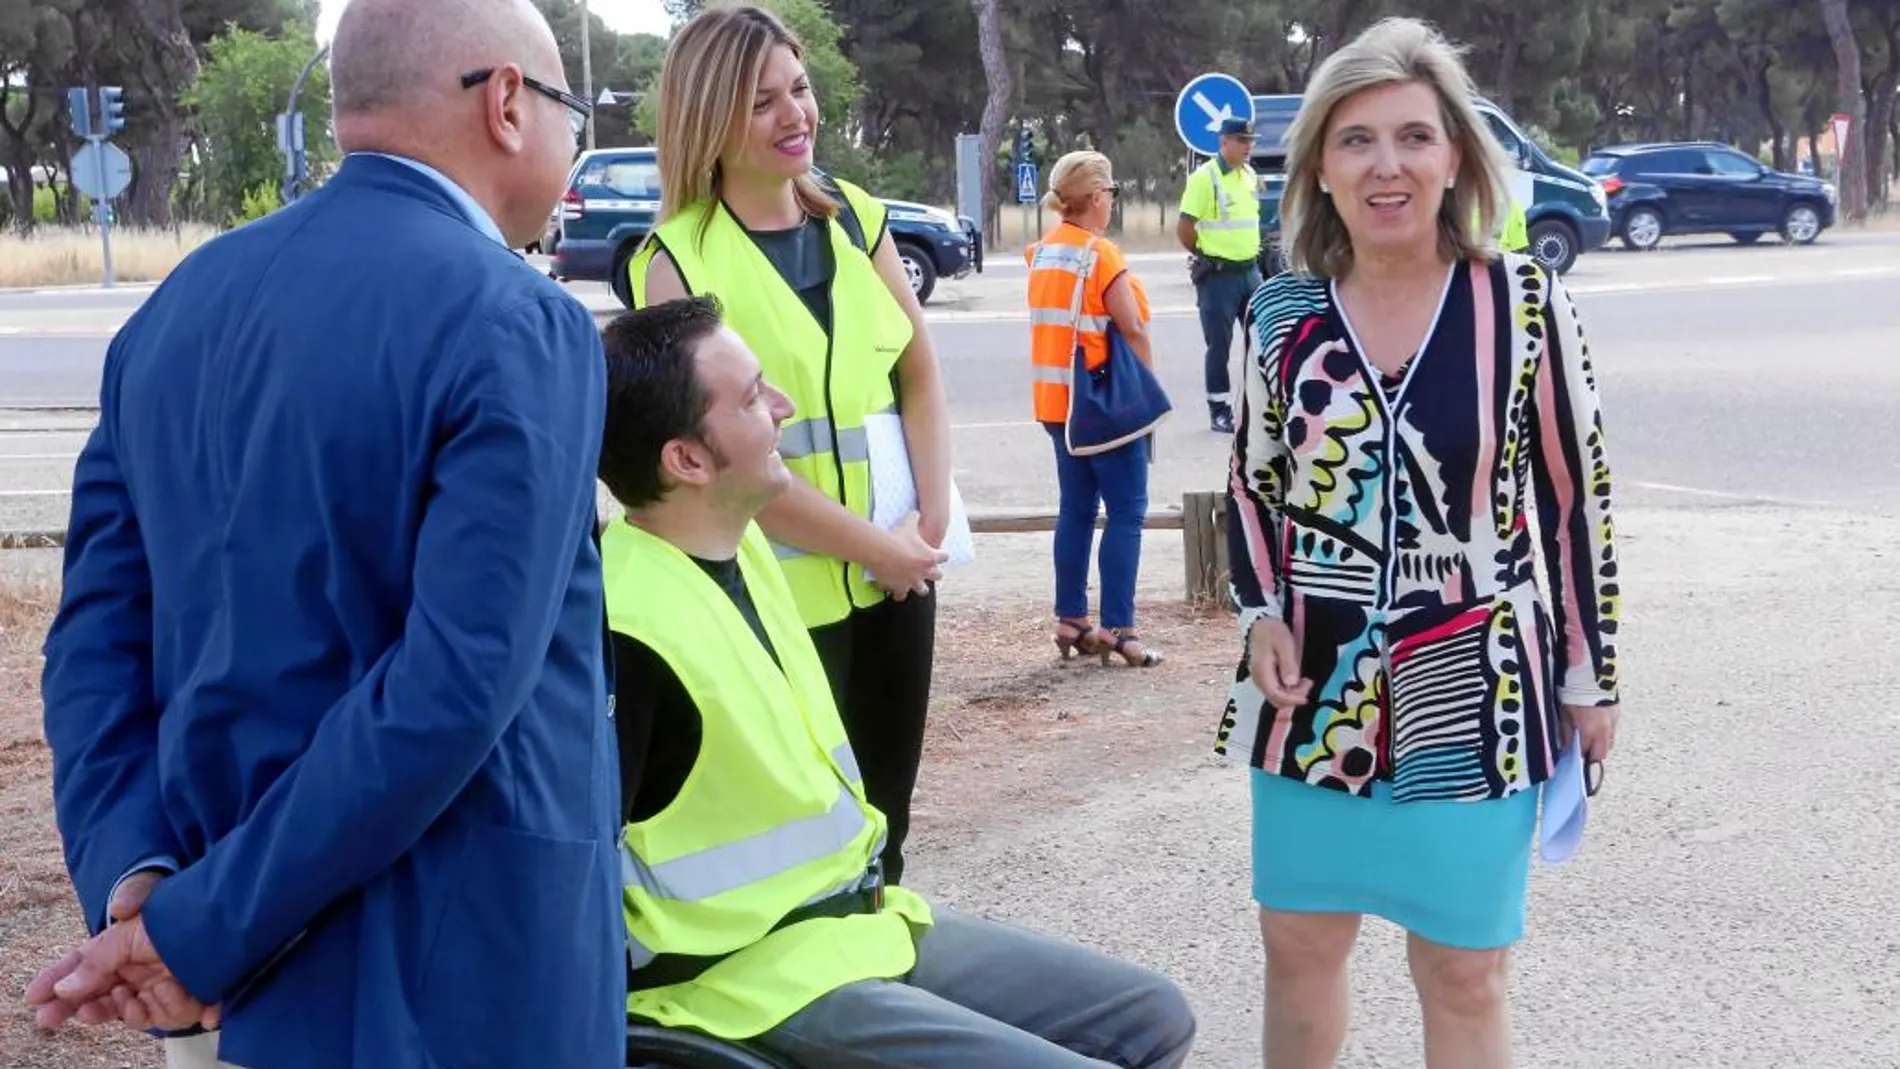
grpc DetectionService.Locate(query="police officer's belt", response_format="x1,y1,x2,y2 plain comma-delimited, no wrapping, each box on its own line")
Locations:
628,878,885,992
1201,256,1257,273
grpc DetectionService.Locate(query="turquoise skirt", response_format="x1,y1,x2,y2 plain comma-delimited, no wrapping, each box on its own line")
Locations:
1249,769,1540,950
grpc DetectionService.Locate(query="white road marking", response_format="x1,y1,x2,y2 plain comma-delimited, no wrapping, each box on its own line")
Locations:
924,267,1896,323
1628,480,1834,508
951,420,1038,430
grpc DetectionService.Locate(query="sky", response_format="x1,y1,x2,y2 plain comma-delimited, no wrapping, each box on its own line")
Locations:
314,0,673,44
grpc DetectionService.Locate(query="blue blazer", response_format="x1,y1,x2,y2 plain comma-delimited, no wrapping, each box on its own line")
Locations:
41,154,625,1068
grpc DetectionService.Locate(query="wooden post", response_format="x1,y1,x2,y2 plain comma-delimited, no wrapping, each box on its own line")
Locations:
1182,490,1230,605
1211,492,1231,610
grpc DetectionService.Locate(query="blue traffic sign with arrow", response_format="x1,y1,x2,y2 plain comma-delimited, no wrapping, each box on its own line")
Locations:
1173,72,1255,157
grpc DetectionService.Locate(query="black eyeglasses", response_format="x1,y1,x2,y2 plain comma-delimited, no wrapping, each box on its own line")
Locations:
1103,182,1122,200
461,68,592,139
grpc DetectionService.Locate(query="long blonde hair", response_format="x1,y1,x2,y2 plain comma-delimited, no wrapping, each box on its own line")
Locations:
1279,17,1513,278
652,3,838,242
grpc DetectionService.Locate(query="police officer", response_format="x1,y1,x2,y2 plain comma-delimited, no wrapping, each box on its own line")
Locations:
1176,116,1263,434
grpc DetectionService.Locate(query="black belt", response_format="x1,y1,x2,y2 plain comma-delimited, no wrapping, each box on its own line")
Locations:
1201,256,1257,273
627,879,884,992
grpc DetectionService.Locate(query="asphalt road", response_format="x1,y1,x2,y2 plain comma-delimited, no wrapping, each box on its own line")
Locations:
3,234,1898,1068
4,232,1898,534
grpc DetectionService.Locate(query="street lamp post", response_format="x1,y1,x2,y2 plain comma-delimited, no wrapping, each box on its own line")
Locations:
580,0,595,150
281,43,331,205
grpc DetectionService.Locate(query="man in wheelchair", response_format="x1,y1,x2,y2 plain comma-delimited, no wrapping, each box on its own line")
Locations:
598,297,1197,1069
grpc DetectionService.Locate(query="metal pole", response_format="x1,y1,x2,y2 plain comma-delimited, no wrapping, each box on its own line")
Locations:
282,43,331,204
92,136,114,288
580,0,596,150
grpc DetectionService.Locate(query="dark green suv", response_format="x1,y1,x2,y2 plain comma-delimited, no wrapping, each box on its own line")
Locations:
548,147,980,305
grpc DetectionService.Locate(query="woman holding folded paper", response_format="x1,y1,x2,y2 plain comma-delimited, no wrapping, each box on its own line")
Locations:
628,4,951,885
1217,18,1624,1069
1026,150,1166,668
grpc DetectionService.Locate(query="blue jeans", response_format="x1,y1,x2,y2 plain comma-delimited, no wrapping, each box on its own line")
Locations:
1195,265,1262,399
758,906,1196,1068
1045,424,1149,630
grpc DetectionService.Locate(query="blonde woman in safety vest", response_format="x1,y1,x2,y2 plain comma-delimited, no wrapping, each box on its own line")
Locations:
627,3,950,886
1026,151,1163,668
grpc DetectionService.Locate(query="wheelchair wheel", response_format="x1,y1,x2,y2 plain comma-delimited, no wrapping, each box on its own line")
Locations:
626,1021,800,1069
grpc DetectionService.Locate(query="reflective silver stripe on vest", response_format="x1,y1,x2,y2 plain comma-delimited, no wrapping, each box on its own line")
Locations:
1029,307,1109,332
767,404,895,562
777,417,834,460
1029,243,1089,272
1197,218,1255,232
778,418,870,464
622,783,869,902
628,933,657,971
831,743,861,783
1031,365,1073,386
797,853,883,907
777,404,896,463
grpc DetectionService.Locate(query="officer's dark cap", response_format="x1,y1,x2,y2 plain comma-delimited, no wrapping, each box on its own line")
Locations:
1220,119,1256,138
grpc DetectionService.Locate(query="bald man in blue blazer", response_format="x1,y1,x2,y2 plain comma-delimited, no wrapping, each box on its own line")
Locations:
26,0,626,1066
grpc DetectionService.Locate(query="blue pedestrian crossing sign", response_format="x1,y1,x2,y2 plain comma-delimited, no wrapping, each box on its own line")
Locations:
1174,72,1255,157
1015,161,1039,205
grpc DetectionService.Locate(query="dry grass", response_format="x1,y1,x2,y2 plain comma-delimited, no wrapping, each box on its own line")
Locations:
995,198,1188,254
0,573,1229,1067
0,578,161,1068
0,225,219,289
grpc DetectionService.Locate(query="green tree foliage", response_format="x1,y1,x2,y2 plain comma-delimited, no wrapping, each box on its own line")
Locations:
5,0,1896,231
180,20,330,225
531,0,667,147
624,0,903,192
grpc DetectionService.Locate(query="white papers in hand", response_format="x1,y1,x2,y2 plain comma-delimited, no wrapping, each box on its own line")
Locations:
862,412,974,574
1538,727,1589,865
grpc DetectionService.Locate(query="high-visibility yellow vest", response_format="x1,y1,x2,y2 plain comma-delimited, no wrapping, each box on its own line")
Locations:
604,517,933,1040
1182,158,1262,261
1501,196,1529,251
627,178,915,629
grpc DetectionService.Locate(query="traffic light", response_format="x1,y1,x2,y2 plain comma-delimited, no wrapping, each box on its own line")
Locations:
67,88,93,138
100,86,125,134
1016,125,1034,163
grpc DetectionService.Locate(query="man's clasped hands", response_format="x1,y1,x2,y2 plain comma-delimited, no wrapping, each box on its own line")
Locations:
24,871,221,1033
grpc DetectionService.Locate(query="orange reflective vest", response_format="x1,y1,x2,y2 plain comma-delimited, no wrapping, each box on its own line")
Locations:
1025,223,1146,424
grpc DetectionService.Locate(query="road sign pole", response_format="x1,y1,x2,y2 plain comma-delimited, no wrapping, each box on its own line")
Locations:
580,0,595,150
91,135,115,288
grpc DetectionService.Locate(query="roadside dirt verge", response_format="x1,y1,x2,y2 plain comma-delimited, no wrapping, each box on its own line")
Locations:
0,577,1236,1067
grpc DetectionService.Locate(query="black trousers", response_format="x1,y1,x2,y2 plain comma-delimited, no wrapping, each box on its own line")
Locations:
808,586,936,886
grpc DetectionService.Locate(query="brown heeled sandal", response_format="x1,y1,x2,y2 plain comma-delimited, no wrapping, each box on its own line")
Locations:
1054,617,1110,661
1101,628,1163,668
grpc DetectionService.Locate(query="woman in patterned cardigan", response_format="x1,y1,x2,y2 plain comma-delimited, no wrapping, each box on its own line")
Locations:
1219,17,1624,1069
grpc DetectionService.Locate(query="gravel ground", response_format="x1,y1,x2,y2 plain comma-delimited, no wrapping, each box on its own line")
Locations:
4,503,1895,1069
910,503,1900,1069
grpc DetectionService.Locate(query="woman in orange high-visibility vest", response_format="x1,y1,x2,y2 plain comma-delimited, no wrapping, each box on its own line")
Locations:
1025,151,1163,668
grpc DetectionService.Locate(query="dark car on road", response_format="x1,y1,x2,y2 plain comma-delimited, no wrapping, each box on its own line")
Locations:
548,147,981,306
1580,141,1837,250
